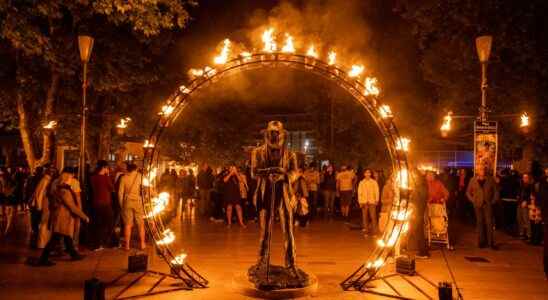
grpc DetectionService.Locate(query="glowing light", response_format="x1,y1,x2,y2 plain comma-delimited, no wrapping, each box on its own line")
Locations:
146,192,170,218
348,65,364,77
43,120,57,129
143,140,155,149
418,164,438,174
262,28,277,52
440,111,452,133
213,39,231,65
373,258,384,268
402,222,409,233
204,66,216,77
378,105,393,119
364,77,380,96
395,137,410,152
281,34,295,53
143,167,157,187
179,85,190,94
156,229,175,245
240,51,252,58
377,239,386,248
398,168,409,190
387,229,400,247
160,105,174,116
306,44,318,58
188,68,203,77
366,262,372,269
520,112,529,128
328,51,336,65
171,253,188,265
116,117,131,129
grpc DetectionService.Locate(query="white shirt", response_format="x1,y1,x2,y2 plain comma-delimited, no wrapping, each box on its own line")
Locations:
358,178,379,205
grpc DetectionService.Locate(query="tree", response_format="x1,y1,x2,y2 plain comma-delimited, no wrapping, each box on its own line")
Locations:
0,0,195,170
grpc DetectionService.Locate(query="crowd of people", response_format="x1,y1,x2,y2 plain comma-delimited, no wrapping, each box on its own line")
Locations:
0,160,546,278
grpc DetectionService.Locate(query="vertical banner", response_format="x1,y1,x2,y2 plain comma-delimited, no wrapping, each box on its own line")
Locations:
474,121,498,176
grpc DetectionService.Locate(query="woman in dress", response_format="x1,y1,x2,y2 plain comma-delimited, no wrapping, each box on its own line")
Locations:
223,165,246,227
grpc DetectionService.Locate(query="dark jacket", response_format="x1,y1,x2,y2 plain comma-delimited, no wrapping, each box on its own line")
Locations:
466,176,497,207
538,176,548,222
197,169,214,190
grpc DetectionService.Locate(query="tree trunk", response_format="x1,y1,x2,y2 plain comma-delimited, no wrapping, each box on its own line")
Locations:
35,72,60,167
16,92,36,169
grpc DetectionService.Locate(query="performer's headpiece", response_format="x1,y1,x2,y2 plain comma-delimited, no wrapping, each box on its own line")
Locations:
263,121,286,149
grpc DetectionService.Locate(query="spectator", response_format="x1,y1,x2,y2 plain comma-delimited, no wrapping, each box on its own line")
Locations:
517,173,534,240
321,165,337,217
0,167,16,235
181,169,195,212
466,167,498,249
499,168,520,232
456,168,471,220
197,163,215,217
293,168,310,227
111,163,127,246
537,167,548,279
336,165,356,220
425,171,454,250
29,168,53,249
303,163,320,218
118,163,145,250
379,175,395,232
50,167,83,247
211,168,227,222
35,169,89,266
237,167,249,218
89,160,114,251
528,192,542,245
410,169,430,258
223,165,246,227
358,169,379,236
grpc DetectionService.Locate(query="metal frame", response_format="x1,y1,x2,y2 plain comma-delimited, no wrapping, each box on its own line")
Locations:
141,52,411,291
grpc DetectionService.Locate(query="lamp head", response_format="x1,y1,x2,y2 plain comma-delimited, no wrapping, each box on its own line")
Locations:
475,35,492,63
78,35,94,63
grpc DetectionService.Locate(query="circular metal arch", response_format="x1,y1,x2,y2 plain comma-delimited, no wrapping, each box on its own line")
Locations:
141,52,411,290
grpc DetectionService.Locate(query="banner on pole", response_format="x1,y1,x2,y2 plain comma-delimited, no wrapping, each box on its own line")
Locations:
474,121,498,176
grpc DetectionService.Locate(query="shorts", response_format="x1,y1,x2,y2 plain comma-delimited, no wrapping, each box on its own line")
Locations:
340,191,353,206
122,200,144,226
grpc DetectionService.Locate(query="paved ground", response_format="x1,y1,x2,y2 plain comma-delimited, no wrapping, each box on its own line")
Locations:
0,208,546,300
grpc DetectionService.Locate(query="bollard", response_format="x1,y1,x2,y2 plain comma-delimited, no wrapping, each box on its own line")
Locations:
84,278,105,300
438,281,453,300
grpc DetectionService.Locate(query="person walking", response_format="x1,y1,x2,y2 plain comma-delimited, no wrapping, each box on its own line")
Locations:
517,173,534,241
197,163,215,217
358,169,379,236
337,165,356,220
89,160,114,250
223,165,246,228
304,163,320,218
29,168,53,249
35,169,89,266
118,163,146,250
321,165,337,217
466,167,498,249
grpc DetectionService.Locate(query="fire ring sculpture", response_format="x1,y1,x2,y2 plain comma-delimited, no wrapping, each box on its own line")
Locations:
141,29,411,291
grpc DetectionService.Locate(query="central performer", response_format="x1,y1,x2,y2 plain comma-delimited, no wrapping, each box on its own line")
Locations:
248,121,309,290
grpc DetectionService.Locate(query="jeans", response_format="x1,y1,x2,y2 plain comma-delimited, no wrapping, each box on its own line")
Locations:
361,204,378,233
323,190,336,215
475,204,494,247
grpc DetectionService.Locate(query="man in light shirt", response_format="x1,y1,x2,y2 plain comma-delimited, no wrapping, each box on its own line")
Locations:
358,169,379,236
336,165,356,219
118,163,145,250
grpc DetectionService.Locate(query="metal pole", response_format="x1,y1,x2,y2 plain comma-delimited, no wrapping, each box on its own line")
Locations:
480,62,487,122
80,62,87,182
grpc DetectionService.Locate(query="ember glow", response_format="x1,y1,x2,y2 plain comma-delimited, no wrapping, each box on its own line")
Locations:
520,112,529,128
116,117,131,129
364,77,380,96
143,139,155,149
156,229,175,245
348,64,364,77
328,51,336,65
146,192,170,218
179,85,190,94
143,167,157,187
373,258,384,268
306,44,318,58
171,253,188,265
378,105,393,119
395,137,410,152
262,28,277,52
213,39,231,65
43,120,57,129
160,105,175,116
398,168,409,189
188,68,204,77
281,33,295,53
440,111,453,132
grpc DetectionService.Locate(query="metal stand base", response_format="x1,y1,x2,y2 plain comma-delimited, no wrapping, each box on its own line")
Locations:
342,271,437,300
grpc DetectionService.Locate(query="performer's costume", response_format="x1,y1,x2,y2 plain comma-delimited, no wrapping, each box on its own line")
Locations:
251,121,299,274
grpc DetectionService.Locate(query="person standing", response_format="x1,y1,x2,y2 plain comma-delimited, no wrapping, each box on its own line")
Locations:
358,169,379,236
466,167,498,249
425,171,453,249
89,160,114,250
197,163,215,217
304,163,320,218
322,165,337,217
537,167,548,279
223,165,246,228
29,168,53,249
410,169,430,258
35,169,89,266
118,164,145,250
336,165,356,220
379,175,395,232
517,173,534,240
293,168,310,227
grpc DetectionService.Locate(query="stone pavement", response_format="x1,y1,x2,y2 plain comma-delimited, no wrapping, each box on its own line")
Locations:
0,209,546,300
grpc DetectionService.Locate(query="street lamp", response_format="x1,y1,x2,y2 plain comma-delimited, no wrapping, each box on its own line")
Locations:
78,35,94,182
475,35,493,122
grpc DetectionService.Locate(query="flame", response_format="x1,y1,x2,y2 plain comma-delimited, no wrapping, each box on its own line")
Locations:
395,137,410,152
281,34,295,53
171,253,188,265
262,28,277,52
520,112,529,128
143,140,155,149
398,168,409,189
179,85,190,94
418,164,438,174
373,258,384,268
364,77,380,96
160,104,174,116
328,51,336,65
188,68,203,77
146,192,170,218
213,39,231,65
156,229,175,245
306,44,318,58
348,64,364,77
143,167,157,187
378,105,393,119
240,51,251,58
43,120,57,129
440,111,452,132
387,228,400,247
116,117,131,129
377,239,386,247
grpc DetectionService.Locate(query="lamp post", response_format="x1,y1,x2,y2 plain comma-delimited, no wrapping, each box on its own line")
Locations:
78,35,94,182
475,35,493,122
